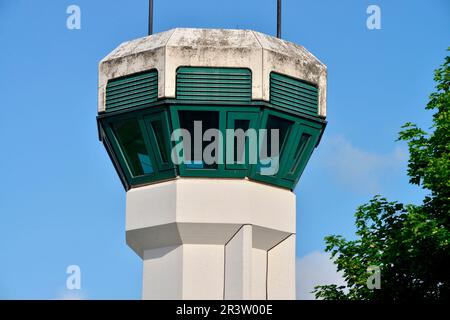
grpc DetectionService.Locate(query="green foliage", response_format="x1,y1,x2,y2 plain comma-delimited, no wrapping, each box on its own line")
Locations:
314,49,450,300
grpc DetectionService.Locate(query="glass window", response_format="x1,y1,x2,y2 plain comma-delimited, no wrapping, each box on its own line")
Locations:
265,115,292,153
234,119,251,163
113,119,154,176
289,133,310,174
178,110,219,169
150,120,169,164
258,115,293,174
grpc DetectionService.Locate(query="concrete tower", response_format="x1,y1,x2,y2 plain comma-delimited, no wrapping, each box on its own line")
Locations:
97,28,327,299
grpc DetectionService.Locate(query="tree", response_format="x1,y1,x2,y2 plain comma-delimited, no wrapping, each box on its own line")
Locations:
313,50,450,300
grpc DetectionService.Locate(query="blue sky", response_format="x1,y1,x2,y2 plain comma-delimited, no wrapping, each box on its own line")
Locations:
0,0,448,299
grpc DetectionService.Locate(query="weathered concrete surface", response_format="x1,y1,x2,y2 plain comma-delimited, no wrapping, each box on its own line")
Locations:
125,178,295,257
127,178,296,299
98,28,327,116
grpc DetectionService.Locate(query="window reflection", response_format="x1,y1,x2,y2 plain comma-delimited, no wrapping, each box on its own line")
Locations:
113,119,154,176
178,110,219,169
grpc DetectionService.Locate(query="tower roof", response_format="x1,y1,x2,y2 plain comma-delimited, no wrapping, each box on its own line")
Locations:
98,28,327,116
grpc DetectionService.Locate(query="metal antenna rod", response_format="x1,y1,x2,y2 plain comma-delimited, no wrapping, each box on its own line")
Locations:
277,0,281,38
148,0,154,35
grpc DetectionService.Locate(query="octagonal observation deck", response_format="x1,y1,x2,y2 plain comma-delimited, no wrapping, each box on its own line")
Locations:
97,28,327,190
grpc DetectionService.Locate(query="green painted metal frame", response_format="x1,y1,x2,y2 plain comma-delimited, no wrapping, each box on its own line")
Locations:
249,108,322,189
143,111,173,172
98,101,325,190
98,67,326,190
101,106,176,188
225,111,260,172
169,105,261,179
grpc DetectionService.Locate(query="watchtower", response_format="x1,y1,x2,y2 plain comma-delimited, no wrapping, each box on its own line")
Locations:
97,28,327,299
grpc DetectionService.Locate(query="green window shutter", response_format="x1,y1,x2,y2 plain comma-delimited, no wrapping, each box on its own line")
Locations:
270,72,319,117
176,67,252,103
106,69,158,112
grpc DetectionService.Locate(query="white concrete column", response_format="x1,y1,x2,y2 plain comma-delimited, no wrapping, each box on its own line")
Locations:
182,244,224,299
224,225,252,299
267,234,296,300
126,179,296,300
143,245,183,300
251,248,268,299
143,244,224,300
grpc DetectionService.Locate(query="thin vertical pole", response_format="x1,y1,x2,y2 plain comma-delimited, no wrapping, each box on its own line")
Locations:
277,0,281,38
148,0,154,35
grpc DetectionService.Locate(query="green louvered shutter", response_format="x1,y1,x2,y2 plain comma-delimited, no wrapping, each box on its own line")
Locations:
176,67,251,103
105,70,158,112
270,72,319,117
